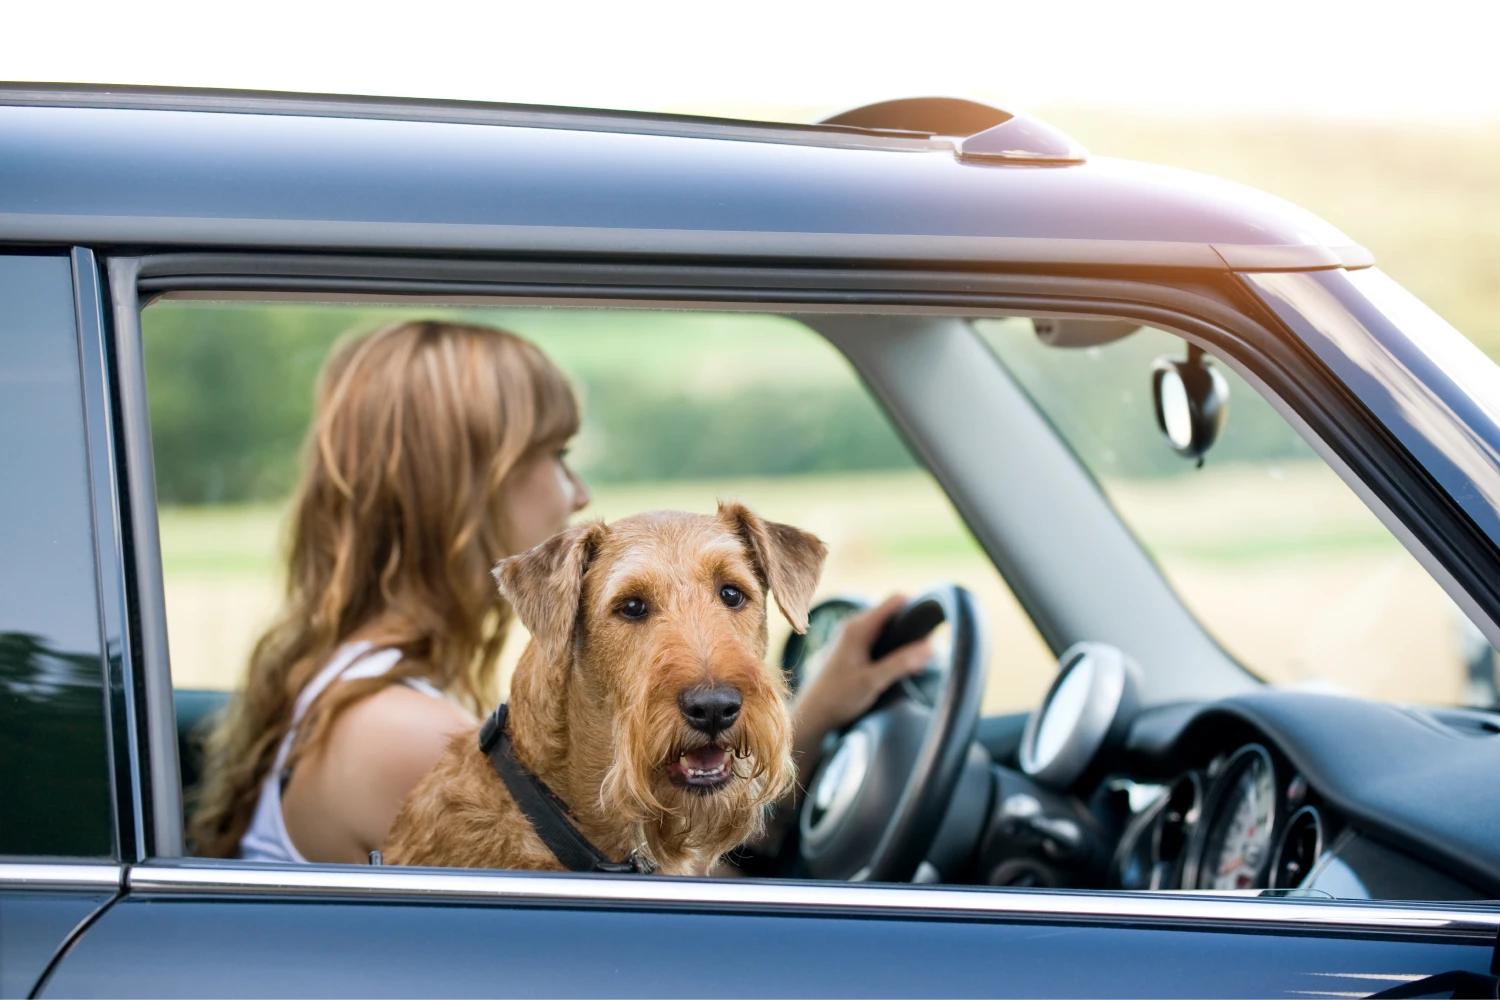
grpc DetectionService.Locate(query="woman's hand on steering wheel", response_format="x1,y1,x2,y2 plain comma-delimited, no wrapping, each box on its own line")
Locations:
790,594,932,792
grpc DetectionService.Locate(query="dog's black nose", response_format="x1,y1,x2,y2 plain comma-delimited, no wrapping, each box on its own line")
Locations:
678,683,742,737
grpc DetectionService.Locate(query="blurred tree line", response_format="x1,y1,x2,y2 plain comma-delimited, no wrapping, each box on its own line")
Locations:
143,305,918,505
144,304,1314,507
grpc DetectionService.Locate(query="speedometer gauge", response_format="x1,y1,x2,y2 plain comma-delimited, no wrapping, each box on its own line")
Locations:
1193,745,1278,891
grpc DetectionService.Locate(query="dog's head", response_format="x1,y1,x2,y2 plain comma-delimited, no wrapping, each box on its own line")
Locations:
494,502,826,862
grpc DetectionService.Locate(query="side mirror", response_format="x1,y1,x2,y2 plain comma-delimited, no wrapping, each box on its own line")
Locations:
1152,346,1229,465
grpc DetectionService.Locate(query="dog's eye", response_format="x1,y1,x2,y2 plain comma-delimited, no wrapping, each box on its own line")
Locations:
618,597,649,620
719,585,746,609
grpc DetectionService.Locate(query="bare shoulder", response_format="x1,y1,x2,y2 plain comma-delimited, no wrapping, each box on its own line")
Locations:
282,680,477,861
331,683,475,781
318,683,476,842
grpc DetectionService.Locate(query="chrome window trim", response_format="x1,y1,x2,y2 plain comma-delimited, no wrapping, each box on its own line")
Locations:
0,862,124,891
72,247,145,862
129,864,1500,940
105,256,184,858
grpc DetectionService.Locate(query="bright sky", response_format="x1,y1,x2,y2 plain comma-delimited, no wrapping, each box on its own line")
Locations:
7,0,1499,122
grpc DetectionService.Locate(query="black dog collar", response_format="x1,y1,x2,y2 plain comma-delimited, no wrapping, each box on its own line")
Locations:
478,704,655,875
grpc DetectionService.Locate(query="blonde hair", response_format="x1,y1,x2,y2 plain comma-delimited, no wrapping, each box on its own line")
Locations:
190,320,579,858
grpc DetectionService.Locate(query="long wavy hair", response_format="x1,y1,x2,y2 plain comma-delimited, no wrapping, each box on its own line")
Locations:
189,320,580,858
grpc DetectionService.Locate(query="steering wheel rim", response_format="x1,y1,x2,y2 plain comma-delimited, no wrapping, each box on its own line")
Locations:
798,584,988,882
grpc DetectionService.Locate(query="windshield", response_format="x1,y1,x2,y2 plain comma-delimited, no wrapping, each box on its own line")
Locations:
977,318,1496,709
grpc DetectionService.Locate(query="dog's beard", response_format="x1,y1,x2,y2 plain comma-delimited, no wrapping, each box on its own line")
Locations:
600,670,795,868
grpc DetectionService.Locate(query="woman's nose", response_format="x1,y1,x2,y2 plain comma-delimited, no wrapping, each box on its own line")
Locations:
570,469,592,512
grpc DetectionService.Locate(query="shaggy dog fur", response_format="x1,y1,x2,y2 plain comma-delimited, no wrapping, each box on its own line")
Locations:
383,502,827,875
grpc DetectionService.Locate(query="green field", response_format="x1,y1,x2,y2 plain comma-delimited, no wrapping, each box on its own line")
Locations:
160,464,1472,712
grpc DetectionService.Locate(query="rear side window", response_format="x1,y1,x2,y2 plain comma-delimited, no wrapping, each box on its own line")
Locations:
0,254,114,858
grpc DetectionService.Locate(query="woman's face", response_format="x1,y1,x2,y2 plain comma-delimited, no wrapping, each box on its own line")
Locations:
500,446,592,553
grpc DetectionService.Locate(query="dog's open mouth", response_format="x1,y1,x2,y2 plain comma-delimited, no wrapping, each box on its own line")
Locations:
666,746,733,791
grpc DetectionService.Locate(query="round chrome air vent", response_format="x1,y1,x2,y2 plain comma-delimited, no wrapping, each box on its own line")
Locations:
1152,772,1203,879
1020,642,1139,789
1270,805,1323,891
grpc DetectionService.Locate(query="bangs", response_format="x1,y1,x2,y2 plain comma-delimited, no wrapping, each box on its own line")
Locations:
521,344,582,453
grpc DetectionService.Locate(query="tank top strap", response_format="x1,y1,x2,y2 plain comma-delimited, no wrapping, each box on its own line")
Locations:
402,676,446,700
241,641,449,864
270,641,404,776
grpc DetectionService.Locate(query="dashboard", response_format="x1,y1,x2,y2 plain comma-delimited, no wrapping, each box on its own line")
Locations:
989,642,1500,901
784,600,1500,900
1115,742,1325,893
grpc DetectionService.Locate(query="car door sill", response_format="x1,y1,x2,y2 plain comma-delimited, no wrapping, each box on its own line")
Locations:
126,863,1499,941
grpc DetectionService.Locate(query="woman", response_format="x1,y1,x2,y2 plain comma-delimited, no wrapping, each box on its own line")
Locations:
191,319,927,863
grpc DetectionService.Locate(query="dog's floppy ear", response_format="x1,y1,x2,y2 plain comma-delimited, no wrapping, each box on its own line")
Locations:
719,500,828,633
493,520,605,659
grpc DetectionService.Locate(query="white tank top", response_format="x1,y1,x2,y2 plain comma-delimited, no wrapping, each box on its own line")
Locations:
238,641,444,863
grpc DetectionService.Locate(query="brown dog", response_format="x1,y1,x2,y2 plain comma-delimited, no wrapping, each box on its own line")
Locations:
383,502,826,875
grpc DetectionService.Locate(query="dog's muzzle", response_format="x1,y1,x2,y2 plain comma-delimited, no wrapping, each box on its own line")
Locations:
669,683,742,792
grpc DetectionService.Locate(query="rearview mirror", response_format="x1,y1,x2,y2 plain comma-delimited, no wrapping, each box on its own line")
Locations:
1151,347,1228,465
1032,317,1141,349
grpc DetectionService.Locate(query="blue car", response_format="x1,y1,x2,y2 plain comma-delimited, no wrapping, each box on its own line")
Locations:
2,85,1497,998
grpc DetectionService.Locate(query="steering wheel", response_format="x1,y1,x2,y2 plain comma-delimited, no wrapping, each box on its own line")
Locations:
795,584,988,882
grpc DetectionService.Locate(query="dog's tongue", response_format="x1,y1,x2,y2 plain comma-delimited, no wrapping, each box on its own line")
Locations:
683,746,729,770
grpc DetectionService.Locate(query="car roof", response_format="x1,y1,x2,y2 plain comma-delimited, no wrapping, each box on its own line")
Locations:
0,84,1367,272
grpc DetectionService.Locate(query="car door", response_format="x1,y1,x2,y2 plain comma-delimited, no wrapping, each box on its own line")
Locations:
37,249,1500,998
0,251,123,998
39,863,1499,997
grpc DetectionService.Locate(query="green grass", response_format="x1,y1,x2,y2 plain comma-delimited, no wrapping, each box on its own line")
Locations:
1147,525,1401,565
157,465,1399,578
157,469,989,576
158,467,1470,706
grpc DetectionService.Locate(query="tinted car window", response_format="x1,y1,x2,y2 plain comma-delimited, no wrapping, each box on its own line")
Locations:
0,253,114,857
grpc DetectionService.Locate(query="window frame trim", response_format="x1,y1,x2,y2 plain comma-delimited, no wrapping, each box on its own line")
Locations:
106,256,183,858
0,861,123,891
71,248,144,863
105,253,1500,909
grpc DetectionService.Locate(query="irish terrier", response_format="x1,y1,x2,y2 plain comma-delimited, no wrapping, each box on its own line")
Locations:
383,502,826,875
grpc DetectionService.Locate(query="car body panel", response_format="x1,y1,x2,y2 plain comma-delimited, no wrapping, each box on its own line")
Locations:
40,861,1500,999
40,892,1497,999
0,865,120,1000
0,890,115,998
0,91,1360,269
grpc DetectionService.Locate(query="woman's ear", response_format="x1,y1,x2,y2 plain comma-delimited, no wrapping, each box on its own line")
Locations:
493,520,605,660
718,501,828,633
